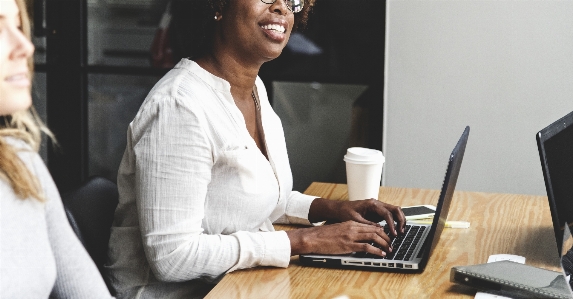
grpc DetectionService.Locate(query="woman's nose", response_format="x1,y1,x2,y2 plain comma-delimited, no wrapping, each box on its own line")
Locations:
269,0,289,15
10,28,35,60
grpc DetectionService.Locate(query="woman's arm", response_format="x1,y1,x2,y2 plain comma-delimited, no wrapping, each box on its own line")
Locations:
33,156,113,298
286,220,393,257
308,198,406,235
284,197,406,257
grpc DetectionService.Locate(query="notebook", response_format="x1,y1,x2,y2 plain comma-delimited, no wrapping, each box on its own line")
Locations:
450,260,571,299
560,224,573,296
300,126,470,272
536,111,573,255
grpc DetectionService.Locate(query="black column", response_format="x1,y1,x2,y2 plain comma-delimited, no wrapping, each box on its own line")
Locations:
45,0,88,192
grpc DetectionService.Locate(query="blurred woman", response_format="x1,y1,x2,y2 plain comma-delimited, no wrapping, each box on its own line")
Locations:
0,0,114,297
107,1,405,298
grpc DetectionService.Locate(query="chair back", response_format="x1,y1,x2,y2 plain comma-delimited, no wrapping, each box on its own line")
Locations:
61,176,118,289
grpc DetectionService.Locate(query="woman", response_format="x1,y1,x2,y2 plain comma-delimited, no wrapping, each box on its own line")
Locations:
0,0,114,298
107,0,406,298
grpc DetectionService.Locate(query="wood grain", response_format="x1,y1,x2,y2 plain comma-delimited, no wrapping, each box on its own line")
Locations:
205,183,561,299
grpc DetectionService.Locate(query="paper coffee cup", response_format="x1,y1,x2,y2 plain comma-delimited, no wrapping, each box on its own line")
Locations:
344,147,385,201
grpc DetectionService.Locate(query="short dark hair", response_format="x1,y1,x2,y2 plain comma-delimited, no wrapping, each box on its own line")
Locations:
170,0,316,60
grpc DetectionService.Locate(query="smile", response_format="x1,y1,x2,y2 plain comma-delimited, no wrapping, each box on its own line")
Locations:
5,73,30,87
6,74,28,81
260,24,286,34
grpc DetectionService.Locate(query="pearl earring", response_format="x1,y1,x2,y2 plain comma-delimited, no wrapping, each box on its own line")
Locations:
214,16,218,20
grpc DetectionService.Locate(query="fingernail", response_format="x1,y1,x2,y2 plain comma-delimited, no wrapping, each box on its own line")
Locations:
394,230,397,235
381,252,386,257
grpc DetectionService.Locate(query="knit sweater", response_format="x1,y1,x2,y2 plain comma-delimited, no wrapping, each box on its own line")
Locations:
0,137,113,299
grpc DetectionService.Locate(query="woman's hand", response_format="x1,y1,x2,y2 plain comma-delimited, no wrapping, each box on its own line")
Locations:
309,198,406,236
286,221,392,257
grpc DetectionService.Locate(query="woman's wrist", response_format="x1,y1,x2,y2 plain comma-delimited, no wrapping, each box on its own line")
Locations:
308,197,339,223
286,228,311,255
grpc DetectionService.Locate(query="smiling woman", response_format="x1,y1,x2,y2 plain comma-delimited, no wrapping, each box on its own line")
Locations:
0,0,114,298
106,1,405,298
169,0,315,62
0,0,34,116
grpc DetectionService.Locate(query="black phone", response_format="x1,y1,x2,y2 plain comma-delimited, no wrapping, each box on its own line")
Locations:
401,205,436,219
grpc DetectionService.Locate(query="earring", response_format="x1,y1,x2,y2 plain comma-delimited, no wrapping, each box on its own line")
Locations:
214,15,218,20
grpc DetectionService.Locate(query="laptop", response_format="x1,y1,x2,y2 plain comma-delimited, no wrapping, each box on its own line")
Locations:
536,111,573,255
300,126,470,273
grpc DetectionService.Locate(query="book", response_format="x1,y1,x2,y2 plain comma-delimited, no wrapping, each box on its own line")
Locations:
450,260,572,299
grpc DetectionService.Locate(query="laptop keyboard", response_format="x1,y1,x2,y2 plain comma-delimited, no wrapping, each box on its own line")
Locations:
357,224,427,261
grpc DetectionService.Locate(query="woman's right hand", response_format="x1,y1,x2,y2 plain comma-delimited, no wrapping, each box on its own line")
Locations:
286,221,392,257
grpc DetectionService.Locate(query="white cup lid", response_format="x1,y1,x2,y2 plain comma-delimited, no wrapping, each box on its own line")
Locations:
344,147,385,164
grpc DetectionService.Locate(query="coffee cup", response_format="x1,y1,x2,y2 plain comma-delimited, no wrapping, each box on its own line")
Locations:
344,147,385,201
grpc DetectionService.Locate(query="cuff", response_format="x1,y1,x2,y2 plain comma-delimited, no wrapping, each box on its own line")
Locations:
228,231,291,273
285,191,318,225
260,230,291,268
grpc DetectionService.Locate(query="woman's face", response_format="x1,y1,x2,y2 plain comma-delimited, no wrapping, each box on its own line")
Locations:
0,0,34,116
219,0,295,63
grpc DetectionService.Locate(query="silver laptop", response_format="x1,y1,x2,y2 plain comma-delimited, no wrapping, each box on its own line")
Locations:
300,126,469,273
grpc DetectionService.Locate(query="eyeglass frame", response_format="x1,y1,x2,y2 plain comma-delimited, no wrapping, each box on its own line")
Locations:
260,0,304,14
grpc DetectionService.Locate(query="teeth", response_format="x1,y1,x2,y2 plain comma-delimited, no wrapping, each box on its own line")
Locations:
6,74,27,81
261,24,285,33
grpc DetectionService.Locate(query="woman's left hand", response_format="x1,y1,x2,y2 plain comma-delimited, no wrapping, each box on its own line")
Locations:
309,198,406,236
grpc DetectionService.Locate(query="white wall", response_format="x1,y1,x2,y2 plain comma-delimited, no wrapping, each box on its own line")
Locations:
383,0,573,195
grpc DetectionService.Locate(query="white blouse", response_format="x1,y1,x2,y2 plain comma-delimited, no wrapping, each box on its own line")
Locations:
106,59,316,298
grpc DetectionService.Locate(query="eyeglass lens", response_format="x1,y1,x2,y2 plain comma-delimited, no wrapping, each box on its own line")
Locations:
288,0,303,13
261,0,304,13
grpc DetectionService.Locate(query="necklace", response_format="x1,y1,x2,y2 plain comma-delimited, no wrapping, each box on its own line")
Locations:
251,91,260,111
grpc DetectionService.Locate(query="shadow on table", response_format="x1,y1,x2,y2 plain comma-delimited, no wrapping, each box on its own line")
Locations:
513,225,562,267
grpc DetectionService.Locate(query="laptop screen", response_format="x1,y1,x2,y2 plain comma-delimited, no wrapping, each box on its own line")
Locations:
425,126,469,263
537,111,573,254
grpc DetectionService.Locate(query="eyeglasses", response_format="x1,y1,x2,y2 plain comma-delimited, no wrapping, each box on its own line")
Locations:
260,0,304,14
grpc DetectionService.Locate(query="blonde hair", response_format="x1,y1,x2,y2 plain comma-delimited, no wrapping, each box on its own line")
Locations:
0,0,54,201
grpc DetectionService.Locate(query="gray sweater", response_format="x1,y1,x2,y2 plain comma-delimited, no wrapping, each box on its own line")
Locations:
0,137,113,299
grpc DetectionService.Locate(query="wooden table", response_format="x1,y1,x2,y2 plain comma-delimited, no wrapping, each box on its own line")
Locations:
205,182,561,299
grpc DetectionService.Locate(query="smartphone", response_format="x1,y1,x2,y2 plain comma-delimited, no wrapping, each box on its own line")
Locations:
401,205,436,220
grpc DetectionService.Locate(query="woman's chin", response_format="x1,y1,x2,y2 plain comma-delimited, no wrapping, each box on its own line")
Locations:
0,92,31,116
261,47,285,62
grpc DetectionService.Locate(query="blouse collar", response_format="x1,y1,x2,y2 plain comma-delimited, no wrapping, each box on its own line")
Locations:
176,58,232,93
